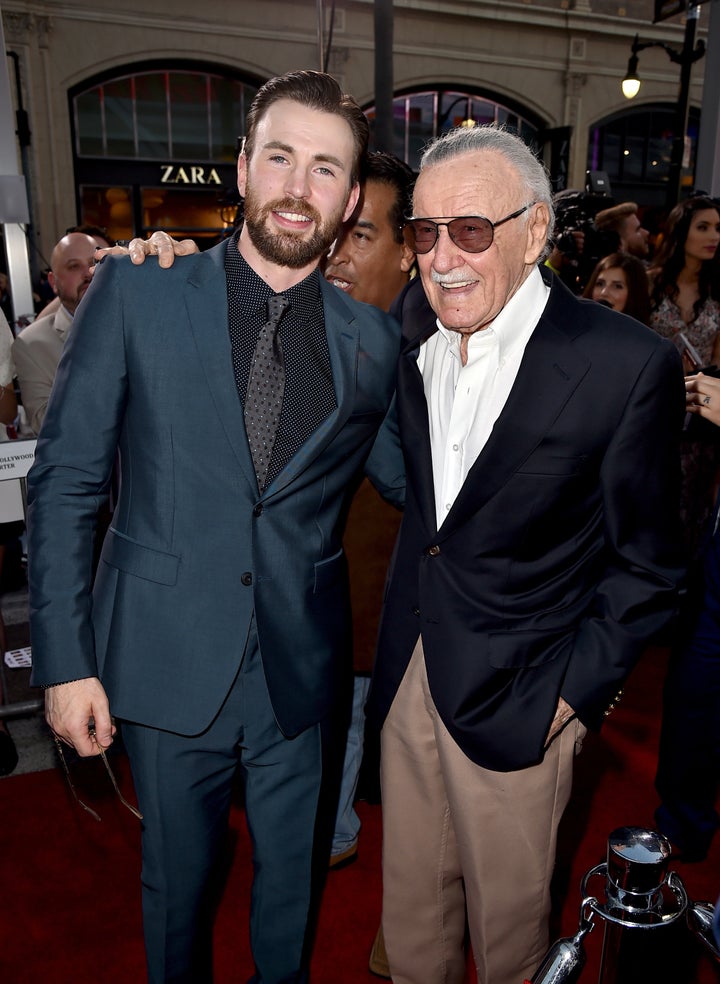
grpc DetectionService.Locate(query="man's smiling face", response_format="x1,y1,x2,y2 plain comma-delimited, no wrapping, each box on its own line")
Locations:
237,99,359,276
413,149,548,339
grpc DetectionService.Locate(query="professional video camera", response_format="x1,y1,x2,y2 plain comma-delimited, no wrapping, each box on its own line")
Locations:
552,171,618,293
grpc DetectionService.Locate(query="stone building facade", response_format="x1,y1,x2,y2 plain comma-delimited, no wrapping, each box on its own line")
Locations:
1,0,710,260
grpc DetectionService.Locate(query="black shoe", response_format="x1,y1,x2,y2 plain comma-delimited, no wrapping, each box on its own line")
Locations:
655,805,713,863
0,730,18,776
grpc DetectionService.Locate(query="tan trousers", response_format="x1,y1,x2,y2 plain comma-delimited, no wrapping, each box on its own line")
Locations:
380,638,585,984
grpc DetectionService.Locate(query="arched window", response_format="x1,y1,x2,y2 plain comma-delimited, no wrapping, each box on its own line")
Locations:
73,67,258,162
587,104,701,208
69,63,260,244
365,88,543,171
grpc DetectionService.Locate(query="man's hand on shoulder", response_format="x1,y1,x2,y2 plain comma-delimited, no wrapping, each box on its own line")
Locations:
45,677,115,757
95,230,200,269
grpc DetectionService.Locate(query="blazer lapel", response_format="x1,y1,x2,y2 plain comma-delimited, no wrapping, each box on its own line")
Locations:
398,338,439,534
184,241,258,488
439,280,591,537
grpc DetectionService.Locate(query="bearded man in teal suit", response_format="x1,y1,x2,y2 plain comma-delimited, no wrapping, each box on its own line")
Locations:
28,71,403,984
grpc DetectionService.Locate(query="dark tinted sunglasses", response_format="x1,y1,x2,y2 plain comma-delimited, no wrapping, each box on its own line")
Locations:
403,202,536,254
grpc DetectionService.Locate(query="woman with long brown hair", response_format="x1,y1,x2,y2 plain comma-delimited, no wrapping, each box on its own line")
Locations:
649,195,720,368
582,252,651,325
649,195,720,558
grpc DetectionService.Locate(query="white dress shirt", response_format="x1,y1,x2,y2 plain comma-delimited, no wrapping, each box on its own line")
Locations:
417,265,550,529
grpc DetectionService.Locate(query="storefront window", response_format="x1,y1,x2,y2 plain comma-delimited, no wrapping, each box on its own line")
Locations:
587,105,701,207
78,184,233,246
104,78,135,158
135,74,170,158
73,69,258,162
71,66,258,244
367,89,541,171
76,90,104,156
210,78,248,162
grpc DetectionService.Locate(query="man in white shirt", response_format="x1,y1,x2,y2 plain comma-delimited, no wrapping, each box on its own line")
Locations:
367,124,685,984
12,232,97,433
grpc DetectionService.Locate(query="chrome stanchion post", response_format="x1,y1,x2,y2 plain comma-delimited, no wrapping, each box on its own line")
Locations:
528,827,697,984
586,827,687,982
526,901,596,983
687,901,720,962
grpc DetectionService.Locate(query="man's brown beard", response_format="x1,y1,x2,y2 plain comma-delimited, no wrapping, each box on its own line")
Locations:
243,190,346,270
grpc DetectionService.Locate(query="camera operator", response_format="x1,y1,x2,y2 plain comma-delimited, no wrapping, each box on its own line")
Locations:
544,184,618,294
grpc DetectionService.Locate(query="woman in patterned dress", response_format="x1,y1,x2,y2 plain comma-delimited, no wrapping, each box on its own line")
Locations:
649,195,720,559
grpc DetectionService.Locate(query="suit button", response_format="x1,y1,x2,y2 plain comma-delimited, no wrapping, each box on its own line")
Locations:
253,504,263,518
412,607,420,617
241,572,253,586
427,545,441,556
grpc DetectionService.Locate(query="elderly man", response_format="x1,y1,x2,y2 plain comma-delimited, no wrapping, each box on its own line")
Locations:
367,124,685,984
28,71,403,984
12,231,97,433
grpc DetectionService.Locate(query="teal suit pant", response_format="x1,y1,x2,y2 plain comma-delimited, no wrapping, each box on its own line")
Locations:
122,621,339,984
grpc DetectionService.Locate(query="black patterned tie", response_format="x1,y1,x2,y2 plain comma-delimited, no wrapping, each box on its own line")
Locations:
244,294,289,491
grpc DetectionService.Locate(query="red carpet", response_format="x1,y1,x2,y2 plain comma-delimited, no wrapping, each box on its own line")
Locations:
1,646,719,983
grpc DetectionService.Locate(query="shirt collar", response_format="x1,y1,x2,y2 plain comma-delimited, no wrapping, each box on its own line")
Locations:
56,304,75,337
231,229,322,321
433,264,549,363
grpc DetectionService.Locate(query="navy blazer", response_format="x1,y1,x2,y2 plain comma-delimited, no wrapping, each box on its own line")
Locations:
368,272,686,771
28,239,404,738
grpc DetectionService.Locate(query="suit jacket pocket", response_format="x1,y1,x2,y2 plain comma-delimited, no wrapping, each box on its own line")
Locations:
488,627,574,669
103,527,180,585
313,547,346,593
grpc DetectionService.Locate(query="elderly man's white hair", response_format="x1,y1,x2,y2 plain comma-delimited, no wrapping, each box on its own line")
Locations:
417,124,555,258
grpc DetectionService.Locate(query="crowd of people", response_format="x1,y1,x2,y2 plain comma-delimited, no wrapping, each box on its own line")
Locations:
0,67,719,983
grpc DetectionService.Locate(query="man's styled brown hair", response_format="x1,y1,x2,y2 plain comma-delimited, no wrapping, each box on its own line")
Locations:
243,71,369,185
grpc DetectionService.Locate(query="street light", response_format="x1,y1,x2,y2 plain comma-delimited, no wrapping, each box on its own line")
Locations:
620,3,706,209
621,30,705,101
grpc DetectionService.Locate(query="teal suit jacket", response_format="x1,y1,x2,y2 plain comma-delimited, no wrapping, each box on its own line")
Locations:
28,240,404,737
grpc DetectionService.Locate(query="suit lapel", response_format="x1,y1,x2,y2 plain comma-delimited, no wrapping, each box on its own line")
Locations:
264,278,359,497
184,241,258,488
439,280,591,537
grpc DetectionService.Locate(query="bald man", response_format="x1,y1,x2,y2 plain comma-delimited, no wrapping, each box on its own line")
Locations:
13,232,97,433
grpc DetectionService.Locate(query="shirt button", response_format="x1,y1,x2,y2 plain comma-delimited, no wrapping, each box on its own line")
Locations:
445,503,452,512
452,444,459,452
241,572,253,586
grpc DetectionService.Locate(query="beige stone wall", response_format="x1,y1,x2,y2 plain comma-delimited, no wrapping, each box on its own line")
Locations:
1,0,706,260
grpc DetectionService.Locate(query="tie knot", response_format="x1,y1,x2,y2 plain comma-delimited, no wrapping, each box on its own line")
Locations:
267,294,289,325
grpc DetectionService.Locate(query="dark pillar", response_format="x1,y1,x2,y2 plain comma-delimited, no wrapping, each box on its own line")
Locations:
666,2,700,210
374,0,394,154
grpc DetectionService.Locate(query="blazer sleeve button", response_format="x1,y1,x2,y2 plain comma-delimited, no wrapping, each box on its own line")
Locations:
603,688,624,717
241,572,253,586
